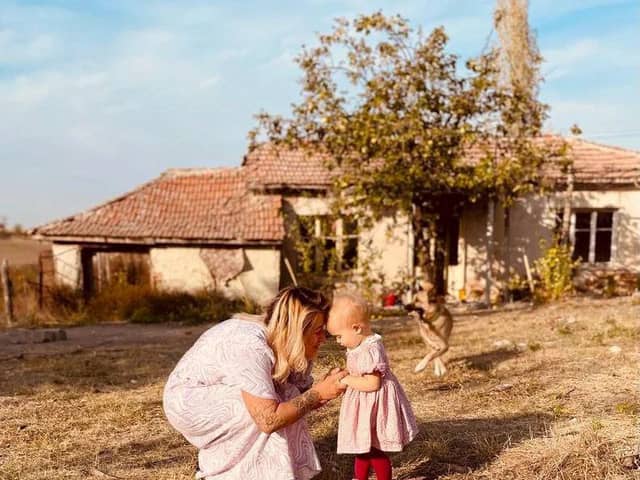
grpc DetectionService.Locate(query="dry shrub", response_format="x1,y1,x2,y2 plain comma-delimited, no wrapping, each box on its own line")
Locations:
85,284,252,324
2,275,256,326
0,263,41,324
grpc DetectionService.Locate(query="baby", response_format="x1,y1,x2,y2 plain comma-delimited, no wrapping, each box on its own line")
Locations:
327,292,418,480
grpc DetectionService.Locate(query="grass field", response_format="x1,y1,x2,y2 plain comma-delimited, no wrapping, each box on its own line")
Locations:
0,297,638,479
0,236,50,266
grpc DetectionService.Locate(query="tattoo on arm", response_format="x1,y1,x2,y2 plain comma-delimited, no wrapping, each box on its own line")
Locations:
291,388,321,416
253,408,281,433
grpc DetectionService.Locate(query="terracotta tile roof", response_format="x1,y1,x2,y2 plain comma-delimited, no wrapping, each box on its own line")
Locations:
245,137,640,188
243,143,334,190
32,168,284,243
549,137,640,185
32,138,639,243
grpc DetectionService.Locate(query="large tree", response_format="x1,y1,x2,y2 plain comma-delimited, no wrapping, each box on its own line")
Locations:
251,12,557,294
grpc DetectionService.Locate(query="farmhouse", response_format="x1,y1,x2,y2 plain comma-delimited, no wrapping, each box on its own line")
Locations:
31,137,640,303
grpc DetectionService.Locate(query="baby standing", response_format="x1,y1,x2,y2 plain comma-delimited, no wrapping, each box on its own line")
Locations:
327,293,418,480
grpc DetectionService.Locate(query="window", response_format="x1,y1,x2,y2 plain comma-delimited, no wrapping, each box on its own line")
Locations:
594,211,613,262
556,209,615,263
573,212,591,262
297,215,359,273
340,217,359,270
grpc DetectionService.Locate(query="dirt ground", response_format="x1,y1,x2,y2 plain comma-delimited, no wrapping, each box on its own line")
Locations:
1,297,638,479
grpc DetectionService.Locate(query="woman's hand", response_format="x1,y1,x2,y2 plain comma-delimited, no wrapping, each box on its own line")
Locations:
313,369,348,401
243,370,347,434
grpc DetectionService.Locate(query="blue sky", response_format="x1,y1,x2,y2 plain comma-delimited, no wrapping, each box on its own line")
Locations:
1,0,639,228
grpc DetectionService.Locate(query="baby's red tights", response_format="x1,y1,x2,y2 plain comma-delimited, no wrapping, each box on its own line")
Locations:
353,447,391,480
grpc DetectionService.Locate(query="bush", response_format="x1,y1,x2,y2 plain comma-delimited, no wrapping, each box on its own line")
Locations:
534,239,580,303
80,284,249,324
11,279,254,326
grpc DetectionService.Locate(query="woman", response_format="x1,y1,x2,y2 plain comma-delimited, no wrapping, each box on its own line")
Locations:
163,286,347,479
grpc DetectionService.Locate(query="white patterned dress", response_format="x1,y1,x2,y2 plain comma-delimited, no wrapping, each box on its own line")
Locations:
163,316,321,480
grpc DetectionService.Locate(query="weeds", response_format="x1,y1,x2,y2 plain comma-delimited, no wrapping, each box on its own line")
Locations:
615,401,639,416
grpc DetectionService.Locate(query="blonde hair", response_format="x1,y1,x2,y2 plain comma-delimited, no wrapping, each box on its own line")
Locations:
331,291,371,327
264,286,330,384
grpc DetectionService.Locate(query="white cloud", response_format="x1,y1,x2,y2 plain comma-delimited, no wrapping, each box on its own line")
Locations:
199,75,220,89
530,0,633,21
543,38,600,79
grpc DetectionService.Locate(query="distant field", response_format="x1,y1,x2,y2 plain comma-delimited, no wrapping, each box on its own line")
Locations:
0,237,51,266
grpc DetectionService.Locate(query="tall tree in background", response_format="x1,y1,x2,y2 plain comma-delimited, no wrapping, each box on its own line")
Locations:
490,0,543,301
492,1,571,301
494,0,542,133
251,12,555,295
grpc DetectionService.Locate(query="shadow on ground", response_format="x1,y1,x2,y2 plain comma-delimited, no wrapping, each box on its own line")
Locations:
314,412,553,480
0,346,184,395
449,348,522,372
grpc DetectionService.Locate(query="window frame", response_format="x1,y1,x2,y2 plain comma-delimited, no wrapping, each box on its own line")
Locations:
556,208,617,265
299,215,359,274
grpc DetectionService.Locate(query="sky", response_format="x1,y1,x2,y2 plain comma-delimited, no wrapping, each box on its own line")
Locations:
1,0,639,228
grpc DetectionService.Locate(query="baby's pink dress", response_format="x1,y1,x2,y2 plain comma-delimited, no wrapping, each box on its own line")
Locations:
337,334,418,454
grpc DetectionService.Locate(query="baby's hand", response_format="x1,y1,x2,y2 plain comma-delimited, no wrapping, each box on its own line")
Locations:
322,366,344,380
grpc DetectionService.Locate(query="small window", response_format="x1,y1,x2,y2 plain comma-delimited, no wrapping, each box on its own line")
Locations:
595,211,613,262
569,210,614,264
296,215,358,274
572,212,592,262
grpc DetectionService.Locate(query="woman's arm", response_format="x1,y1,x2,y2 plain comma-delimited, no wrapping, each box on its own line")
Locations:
242,369,347,434
340,373,381,392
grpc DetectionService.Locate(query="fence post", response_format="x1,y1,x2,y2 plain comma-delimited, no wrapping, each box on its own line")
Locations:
38,253,44,310
1,259,14,326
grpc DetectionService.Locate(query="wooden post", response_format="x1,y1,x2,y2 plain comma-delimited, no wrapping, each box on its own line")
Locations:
1,259,14,326
523,253,535,294
38,253,44,310
284,257,298,286
485,199,495,306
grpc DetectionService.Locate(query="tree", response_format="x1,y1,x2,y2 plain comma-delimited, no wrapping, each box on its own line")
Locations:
251,12,557,294
492,0,542,302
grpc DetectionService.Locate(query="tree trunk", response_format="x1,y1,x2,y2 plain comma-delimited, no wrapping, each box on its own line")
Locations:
434,217,447,296
504,205,512,302
561,167,574,245
412,205,435,289
485,199,495,306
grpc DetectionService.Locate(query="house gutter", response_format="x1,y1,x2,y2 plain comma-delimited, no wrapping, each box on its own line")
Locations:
29,234,283,247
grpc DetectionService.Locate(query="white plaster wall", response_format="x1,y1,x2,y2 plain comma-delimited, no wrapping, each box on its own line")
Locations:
458,189,640,295
548,190,640,269
288,196,331,216
52,243,81,288
227,248,281,306
151,246,281,305
150,248,215,292
359,215,411,288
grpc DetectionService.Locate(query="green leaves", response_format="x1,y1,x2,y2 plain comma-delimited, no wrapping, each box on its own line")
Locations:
251,12,562,258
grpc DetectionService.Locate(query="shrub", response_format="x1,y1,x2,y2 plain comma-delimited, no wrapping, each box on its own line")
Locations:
81,284,248,324
534,239,580,303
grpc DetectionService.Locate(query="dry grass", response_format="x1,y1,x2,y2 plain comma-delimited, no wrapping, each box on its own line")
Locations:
1,297,639,479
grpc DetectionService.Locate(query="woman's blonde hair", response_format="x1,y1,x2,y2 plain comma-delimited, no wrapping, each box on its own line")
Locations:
264,286,330,384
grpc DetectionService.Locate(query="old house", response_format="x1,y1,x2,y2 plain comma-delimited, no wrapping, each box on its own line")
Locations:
32,137,640,303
